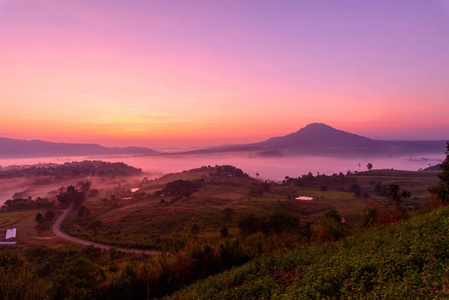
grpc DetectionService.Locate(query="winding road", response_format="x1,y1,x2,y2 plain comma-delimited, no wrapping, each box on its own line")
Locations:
52,203,161,255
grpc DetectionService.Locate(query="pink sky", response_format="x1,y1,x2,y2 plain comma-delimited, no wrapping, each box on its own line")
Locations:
1,0,448,149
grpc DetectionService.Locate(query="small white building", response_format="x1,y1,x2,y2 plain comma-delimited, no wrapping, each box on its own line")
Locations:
5,228,16,240
0,228,17,245
296,196,314,201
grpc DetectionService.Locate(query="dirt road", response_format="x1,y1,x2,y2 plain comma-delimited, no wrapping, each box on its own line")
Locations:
52,203,161,255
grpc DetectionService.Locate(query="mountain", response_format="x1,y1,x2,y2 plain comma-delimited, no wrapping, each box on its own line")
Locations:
0,137,159,158
185,123,447,156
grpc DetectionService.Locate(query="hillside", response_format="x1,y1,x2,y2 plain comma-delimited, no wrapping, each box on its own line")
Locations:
0,162,444,299
185,123,447,156
168,206,449,299
59,165,439,250
0,137,159,158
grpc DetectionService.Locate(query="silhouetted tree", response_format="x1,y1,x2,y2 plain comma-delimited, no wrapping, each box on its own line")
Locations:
350,183,361,197
35,212,44,225
367,163,373,170
79,180,91,192
78,205,90,217
388,184,411,208
429,142,449,205
44,210,55,222
57,185,86,209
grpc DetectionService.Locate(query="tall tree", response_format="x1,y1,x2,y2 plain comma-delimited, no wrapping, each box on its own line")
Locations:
429,142,449,205
388,184,411,208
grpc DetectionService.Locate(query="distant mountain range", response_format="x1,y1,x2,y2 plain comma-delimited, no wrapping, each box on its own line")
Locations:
0,123,446,159
0,137,158,158
184,123,447,157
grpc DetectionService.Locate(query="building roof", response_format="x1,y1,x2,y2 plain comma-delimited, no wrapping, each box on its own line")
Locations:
5,228,16,240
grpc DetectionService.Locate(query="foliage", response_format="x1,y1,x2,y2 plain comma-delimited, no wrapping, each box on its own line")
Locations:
0,160,142,178
283,172,359,193
208,165,247,178
158,179,204,198
429,142,449,205
2,197,54,211
220,227,229,238
56,185,86,209
169,206,449,299
0,253,49,300
388,184,411,207
44,210,56,222
237,212,301,236
314,209,345,242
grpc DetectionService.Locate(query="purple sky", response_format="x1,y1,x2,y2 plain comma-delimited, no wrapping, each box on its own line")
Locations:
0,0,448,147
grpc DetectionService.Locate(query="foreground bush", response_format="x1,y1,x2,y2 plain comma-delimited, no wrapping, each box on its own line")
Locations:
168,207,449,299
0,254,49,300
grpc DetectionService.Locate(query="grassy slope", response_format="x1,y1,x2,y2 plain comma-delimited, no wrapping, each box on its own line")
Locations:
0,210,64,247
355,169,440,204
168,207,449,299
61,168,438,249
61,170,361,247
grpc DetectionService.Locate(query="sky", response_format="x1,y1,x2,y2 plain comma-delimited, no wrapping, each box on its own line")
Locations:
1,0,448,149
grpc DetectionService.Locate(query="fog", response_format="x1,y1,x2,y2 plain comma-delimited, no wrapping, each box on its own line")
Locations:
0,152,444,206
1,152,444,181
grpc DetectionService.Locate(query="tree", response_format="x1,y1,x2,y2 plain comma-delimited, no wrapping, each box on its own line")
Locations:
78,205,90,217
388,184,411,208
191,224,200,238
35,212,44,225
367,163,373,170
350,183,361,197
315,209,344,242
220,227,229,238
429,142,449,205
44,210,56,222
57,185,86,209
78,180,91,193
237,214,261,235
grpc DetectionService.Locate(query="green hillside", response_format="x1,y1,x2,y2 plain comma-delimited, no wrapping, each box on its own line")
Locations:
168,206,449,299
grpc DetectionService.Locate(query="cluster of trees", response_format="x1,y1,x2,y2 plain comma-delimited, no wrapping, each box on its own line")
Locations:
57,185,86,209
35,210,56,233
314,209,346,242
237,212,302,236
208,165,247,177
154,179,205,201
0,160,142,178
429,142,449,206
2,197,54,211
247,181,271,196
283,172,360,192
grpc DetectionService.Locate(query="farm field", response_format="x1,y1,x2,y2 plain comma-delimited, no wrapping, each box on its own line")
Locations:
59,166,439,250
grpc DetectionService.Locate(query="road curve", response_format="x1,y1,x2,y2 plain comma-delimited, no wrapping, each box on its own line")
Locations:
52,203,161,255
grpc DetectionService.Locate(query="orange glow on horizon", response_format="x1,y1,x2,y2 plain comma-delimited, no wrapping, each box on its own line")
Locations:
1,1,448,148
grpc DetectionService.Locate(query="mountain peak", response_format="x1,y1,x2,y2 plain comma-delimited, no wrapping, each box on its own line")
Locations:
262,123,373,150
300,123,335,133
304,123,332,128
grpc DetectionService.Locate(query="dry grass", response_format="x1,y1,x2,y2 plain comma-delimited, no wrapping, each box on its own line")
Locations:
0,210,66,247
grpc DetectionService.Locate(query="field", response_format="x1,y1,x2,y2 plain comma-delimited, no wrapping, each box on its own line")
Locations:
0,161,445,299
355,169,440,204
59,166,439,250
0,210,64,247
